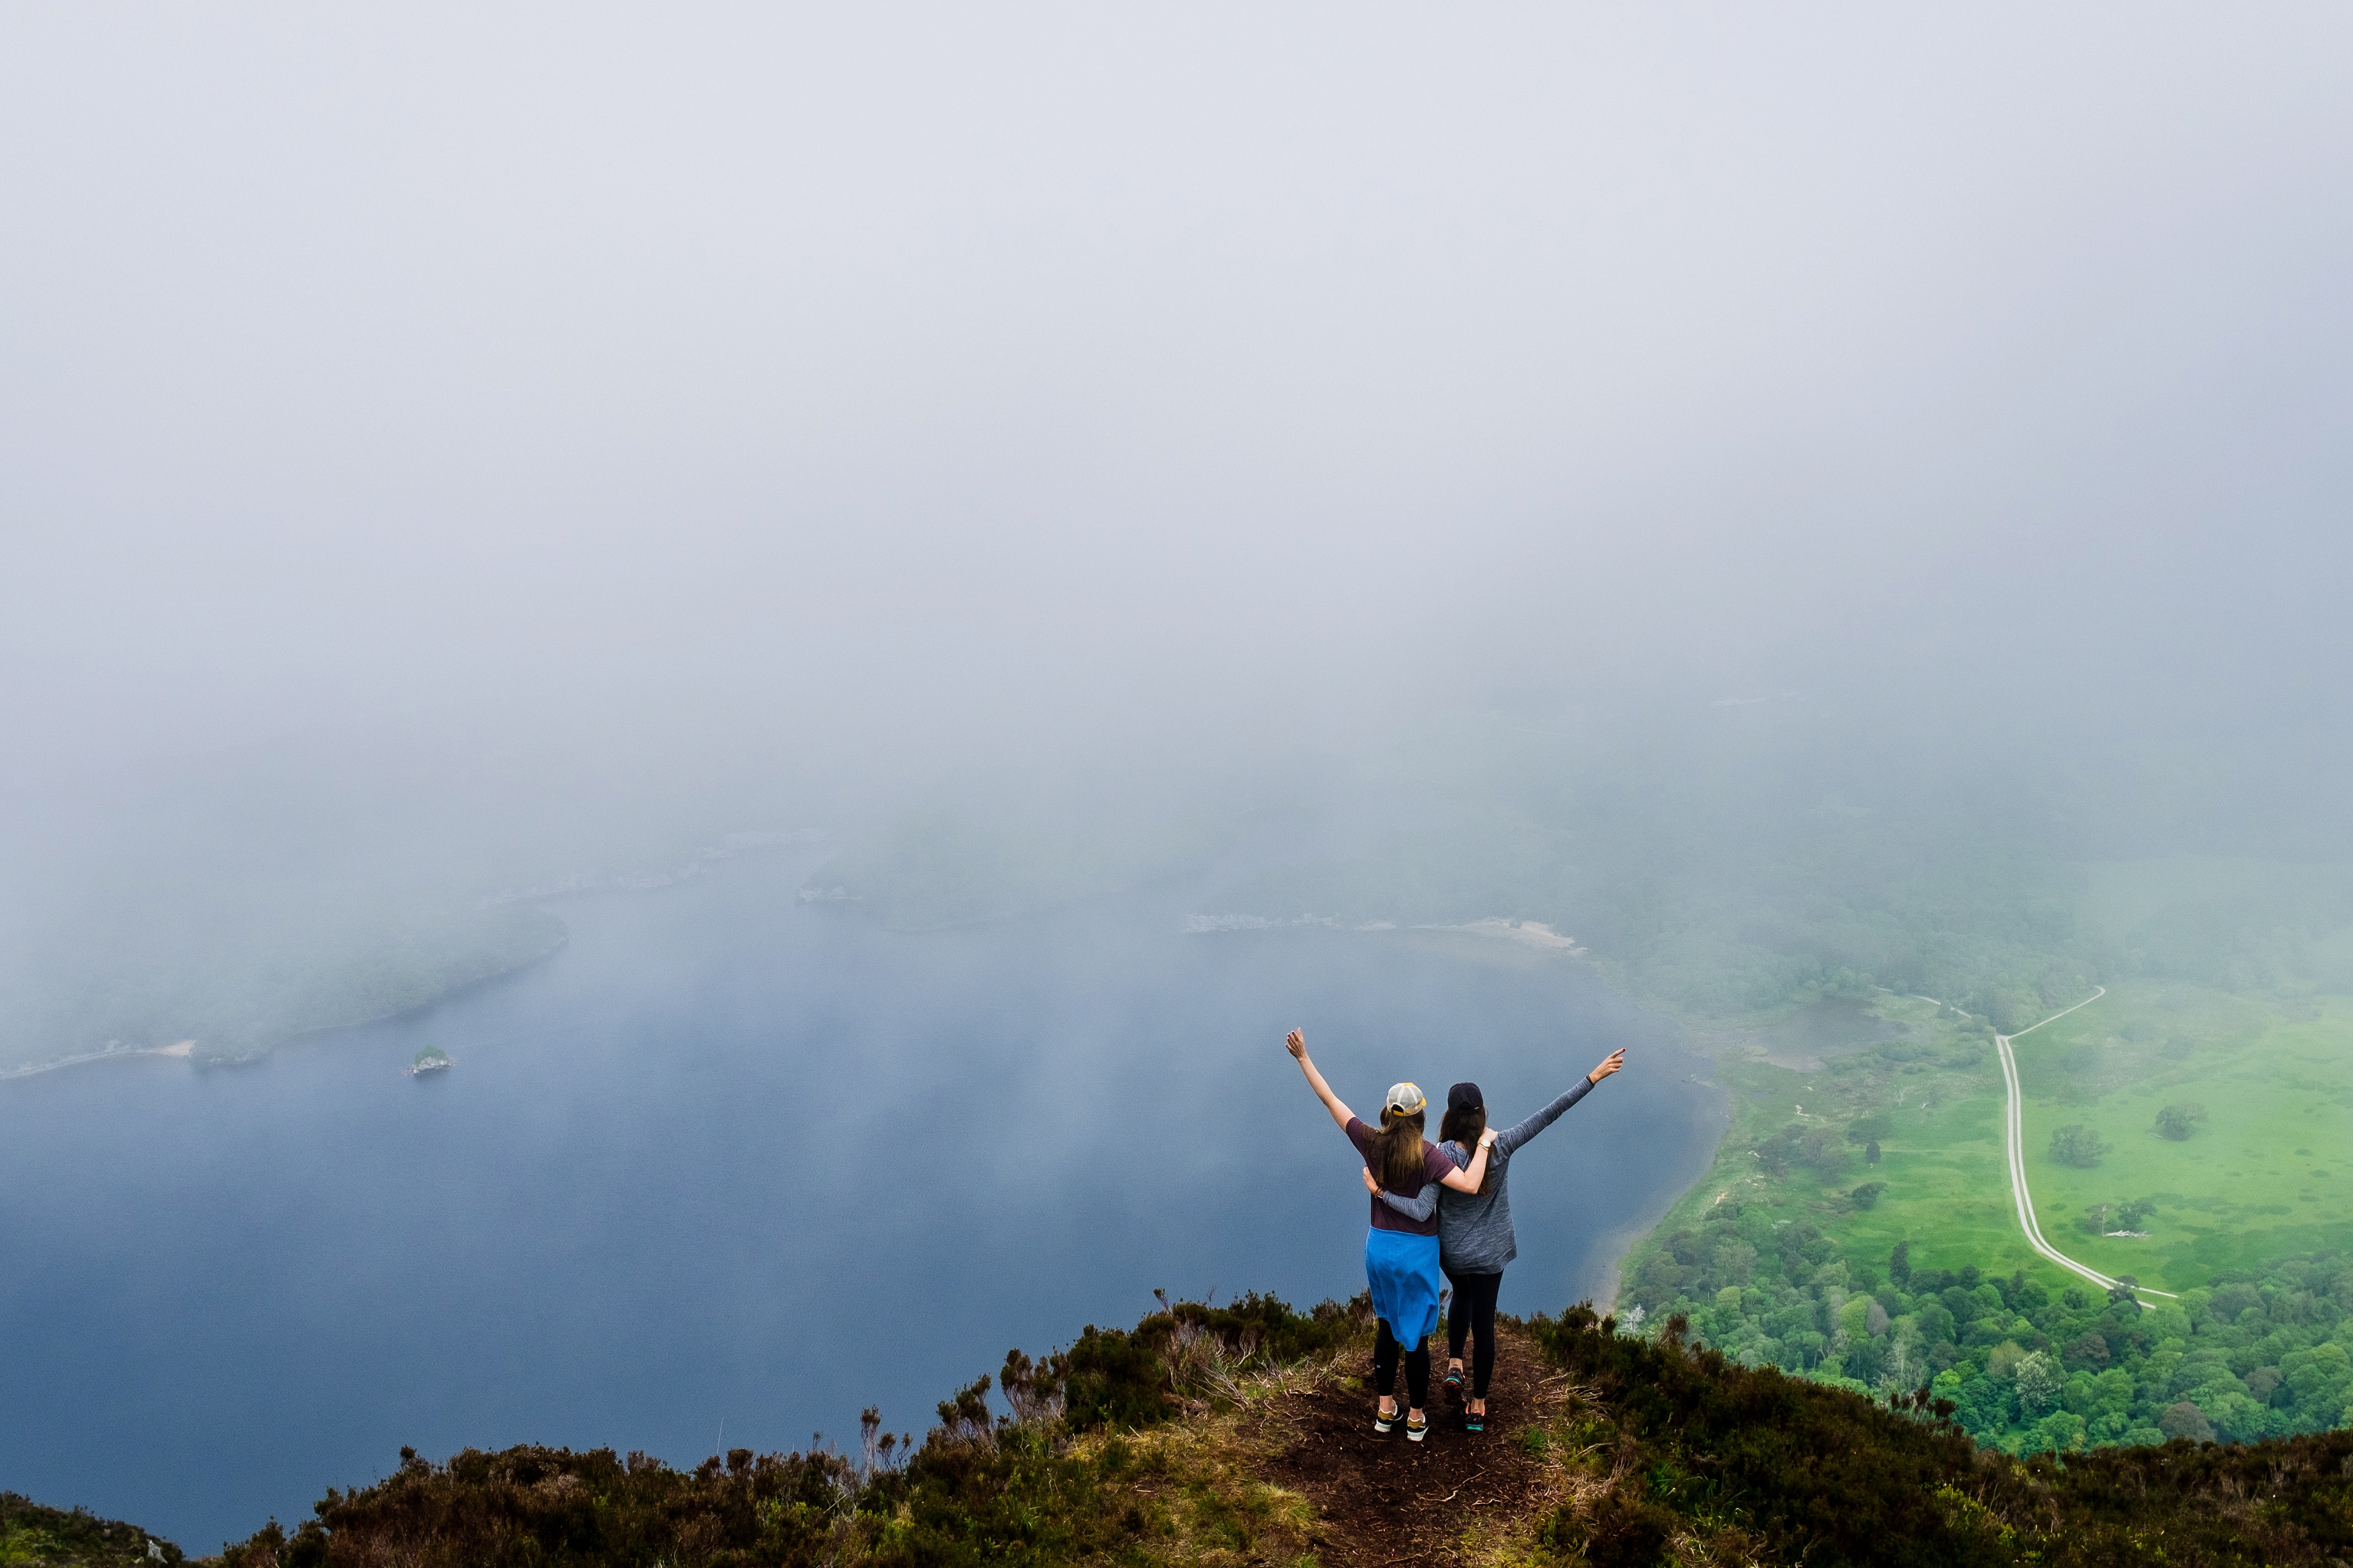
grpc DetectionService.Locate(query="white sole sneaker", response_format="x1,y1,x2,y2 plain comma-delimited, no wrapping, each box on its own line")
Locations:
1406,1418,1429,1442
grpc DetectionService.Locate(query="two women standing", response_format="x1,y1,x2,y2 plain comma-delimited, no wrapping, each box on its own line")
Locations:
1283,1029,1492,1440
1285,1027,1624,1438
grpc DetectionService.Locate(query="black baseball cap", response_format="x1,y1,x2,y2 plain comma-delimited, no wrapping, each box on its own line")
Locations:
1447,1081,1483,1114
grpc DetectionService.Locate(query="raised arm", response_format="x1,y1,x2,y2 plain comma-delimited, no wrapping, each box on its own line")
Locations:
1284,1030,1356,1131
1495,1048,1625,1156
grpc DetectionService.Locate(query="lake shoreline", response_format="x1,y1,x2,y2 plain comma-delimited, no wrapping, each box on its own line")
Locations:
0,927,569,1083
0,1038,195,1083
1179,911,1732,1313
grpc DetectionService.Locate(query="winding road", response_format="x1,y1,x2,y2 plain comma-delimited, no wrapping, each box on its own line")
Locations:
1994,987,2178,1301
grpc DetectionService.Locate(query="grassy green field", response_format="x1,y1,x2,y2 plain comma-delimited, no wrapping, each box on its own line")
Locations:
1630,990,2060,1299
1614,968,2353,1450
1800,1001,2036,1287
2011,985,2353,1289
1620,982,2353,1309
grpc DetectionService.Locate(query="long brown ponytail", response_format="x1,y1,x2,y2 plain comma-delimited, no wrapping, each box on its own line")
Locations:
1374,1107,1427,1190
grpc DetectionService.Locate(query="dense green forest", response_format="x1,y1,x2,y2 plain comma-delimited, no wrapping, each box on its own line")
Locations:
1626,1204,2353,1452
1619,981,2353,1453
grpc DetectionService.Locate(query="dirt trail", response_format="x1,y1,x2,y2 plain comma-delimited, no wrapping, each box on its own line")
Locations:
1993,985,2177,1302
1252,1323,1560,1566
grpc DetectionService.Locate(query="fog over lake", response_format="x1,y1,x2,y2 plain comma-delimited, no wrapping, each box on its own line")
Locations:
5,5,2352,1555
0,850,1716,1551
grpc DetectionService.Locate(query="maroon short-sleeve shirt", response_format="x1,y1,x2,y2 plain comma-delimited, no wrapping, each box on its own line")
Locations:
1346,1116,1453,1236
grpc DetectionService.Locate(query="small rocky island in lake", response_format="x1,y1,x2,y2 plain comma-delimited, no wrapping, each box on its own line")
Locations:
404,1047,451,1077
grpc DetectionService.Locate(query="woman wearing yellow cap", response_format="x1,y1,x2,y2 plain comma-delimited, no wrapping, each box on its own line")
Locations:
1284,1028,1493,1440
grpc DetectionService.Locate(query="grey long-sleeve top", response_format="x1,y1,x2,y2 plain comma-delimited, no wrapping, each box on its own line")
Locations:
1377,1077,1595,1274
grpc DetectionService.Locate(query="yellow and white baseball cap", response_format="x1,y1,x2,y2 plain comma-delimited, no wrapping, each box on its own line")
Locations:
1384,1081,1427,1116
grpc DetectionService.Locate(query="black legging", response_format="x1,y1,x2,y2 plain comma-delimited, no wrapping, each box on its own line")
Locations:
1445,1268,1503,1398
1373,1318,1430,1411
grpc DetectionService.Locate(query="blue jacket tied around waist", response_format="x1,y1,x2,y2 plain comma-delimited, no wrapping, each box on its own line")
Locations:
1363,1226,1443,1343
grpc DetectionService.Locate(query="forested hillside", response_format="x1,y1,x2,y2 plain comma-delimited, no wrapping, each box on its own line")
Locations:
1618,985,2353,1453
1628,1215,2353,1452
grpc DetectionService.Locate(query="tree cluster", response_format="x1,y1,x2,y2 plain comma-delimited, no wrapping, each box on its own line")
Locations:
1527,1304,2353,1567
1622,1198,2353,1456
0,1492,182,1566
2048,1124,2112,1167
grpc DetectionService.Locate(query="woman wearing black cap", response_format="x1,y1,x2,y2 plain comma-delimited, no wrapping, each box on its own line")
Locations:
1368,1048,1624,1431
1284,1028,1494,1440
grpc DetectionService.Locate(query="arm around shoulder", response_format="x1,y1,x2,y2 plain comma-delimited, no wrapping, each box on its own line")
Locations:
1371,1169,1440,1221
1438,1133,1494,1192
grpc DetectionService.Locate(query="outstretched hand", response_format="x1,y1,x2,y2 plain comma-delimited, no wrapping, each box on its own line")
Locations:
1589,1048,1626,1084
1286,1028,1357,1130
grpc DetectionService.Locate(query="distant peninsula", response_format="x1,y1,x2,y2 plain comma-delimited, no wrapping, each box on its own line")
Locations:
0,904,565,1079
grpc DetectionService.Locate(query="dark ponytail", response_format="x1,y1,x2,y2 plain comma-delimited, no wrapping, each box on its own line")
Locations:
1440,1106,1489,1194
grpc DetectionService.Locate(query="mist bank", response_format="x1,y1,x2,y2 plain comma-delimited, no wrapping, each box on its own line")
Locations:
4,3,2352,1073
11,664,2353,1073
0,744,809,1073
804,696,2353,1031
0,904,564,1075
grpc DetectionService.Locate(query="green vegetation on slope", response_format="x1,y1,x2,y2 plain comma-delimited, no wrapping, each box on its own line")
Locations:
1527,1303,2353,1566
1620,993,2033,1333
2080,857,2353,995
2008,987,2353,1284
188,1291,2353,1567
1,1491,184,1565
209,1294,1350,1568
1618,987,2353,1452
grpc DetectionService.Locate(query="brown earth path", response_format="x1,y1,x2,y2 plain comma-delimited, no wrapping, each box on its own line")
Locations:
1250,1323,1566,1566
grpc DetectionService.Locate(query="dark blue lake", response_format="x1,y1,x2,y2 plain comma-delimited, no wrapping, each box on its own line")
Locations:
0,852,1723,1551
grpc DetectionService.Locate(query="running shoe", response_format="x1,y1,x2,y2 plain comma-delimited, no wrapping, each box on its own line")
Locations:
1373,1406,1396,1434
1464,1407,1486,1435
1406,1412,1429,1442
1445,1365,1464,1399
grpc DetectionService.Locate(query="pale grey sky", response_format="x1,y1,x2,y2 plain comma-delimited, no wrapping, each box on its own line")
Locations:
3,3,2348,823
